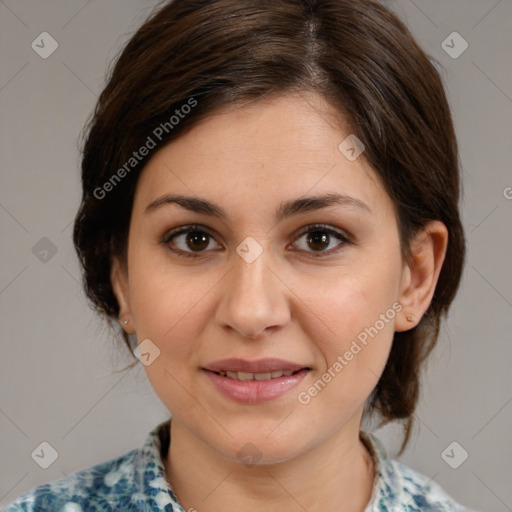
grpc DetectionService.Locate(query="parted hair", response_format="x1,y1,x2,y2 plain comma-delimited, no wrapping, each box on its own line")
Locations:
73,0,465,454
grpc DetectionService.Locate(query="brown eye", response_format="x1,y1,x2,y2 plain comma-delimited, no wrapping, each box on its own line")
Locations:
291,224,352,256
162,225,222,257
306,231,330,252
185,231,210,251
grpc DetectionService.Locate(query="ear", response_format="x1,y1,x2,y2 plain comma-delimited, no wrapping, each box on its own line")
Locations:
395,220,448,332
111,256,136,334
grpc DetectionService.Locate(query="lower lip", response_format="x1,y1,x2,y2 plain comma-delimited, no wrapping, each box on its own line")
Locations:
202,369,309,404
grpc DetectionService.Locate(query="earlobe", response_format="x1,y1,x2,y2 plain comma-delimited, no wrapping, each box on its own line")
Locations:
395,221,448,332
110,257,135,333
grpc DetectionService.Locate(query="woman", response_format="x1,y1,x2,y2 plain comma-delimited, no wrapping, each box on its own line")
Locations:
6,0,476,510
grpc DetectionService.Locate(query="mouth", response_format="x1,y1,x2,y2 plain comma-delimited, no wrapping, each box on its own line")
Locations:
202,358,311,404
203,357,311,374
210,369,307,381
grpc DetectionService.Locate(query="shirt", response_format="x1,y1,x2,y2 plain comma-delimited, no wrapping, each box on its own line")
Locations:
4,419,476,511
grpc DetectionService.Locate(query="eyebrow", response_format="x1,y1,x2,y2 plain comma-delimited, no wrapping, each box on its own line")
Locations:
144,192,371,221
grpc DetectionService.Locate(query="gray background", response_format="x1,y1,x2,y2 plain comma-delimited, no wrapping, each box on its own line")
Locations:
0,1,511,510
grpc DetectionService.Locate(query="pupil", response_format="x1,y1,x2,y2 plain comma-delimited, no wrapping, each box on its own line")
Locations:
308,231,329,251
187,231,209,251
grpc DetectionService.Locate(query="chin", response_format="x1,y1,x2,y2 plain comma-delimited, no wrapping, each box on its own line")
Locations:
210,425,309,467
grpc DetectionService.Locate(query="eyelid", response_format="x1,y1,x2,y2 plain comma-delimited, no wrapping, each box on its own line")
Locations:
162,224,217,242
291,223,350,241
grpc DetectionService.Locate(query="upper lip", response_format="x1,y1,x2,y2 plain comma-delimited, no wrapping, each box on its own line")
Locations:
203,358,310,373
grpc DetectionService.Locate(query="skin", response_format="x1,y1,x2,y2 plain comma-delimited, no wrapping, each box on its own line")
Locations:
111,91,448,512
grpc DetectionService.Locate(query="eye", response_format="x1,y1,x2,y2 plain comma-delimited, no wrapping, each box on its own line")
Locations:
162,223,352,259
162,225,222,258
290,224,352,256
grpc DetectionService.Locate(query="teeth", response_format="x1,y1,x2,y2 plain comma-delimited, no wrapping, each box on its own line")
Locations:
217,370,297,380
254,372,271,380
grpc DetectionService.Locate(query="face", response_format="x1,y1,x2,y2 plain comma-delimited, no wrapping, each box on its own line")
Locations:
112,91,425,464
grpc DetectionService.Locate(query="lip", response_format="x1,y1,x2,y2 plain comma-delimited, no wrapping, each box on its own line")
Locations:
202,358,311,405
202,368,309,404
203,358,309,373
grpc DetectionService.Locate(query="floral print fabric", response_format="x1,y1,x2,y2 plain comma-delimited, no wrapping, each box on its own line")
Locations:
4,419,476,511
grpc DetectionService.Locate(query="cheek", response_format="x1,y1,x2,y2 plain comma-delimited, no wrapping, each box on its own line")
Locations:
127,248,217,355
294,262,401,349
289,254,401,402
128,265,216,415
131,281,209,345
292,279,397,418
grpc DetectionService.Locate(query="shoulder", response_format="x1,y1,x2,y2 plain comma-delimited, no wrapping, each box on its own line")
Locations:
3,419,179,512
3,448,140,512
386,457,476,511
362,431,478,512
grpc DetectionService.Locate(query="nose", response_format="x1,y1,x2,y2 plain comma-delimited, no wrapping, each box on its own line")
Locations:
215,246,291,340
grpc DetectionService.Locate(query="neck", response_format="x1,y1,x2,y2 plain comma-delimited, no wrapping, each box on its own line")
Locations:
164,418,376,512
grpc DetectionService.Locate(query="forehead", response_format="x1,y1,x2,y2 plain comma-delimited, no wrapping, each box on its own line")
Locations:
133,92,391,219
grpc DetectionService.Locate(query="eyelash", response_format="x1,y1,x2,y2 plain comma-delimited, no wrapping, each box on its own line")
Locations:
161,223,353,259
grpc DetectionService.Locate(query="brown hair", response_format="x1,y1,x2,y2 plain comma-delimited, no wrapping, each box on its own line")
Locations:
73,0,465,454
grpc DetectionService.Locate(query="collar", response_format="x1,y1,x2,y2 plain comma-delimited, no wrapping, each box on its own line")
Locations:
360,429,402,510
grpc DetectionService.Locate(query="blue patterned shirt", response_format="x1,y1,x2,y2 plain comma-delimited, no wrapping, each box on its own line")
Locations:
4,419,476,511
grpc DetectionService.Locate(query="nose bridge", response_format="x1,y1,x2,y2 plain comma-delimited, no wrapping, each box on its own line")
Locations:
216,240,290,339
